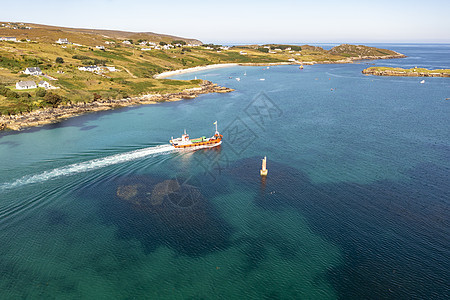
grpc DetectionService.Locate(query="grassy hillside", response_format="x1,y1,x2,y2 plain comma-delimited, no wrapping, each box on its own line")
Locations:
328,44,400,57
0,22,202,46
0,22,405,115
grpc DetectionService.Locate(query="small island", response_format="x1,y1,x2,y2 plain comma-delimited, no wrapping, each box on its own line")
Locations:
362,67,450,77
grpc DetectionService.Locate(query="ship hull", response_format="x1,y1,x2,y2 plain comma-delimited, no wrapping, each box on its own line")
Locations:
170,123,222,150
172,139,222,150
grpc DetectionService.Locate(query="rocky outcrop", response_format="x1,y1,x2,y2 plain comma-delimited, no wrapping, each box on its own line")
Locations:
0,81,234,131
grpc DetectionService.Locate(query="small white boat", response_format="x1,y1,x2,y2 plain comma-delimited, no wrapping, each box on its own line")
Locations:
236,77,241,81
244,71,247,76
420,80,425,84
259,78,265,81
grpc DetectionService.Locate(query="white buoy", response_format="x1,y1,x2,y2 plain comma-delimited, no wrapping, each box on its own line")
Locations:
260,156,268,176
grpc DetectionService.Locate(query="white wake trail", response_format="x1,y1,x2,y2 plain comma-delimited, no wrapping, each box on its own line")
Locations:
1,144,174,191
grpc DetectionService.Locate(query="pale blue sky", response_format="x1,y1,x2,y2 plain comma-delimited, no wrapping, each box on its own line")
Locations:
1,0,449,43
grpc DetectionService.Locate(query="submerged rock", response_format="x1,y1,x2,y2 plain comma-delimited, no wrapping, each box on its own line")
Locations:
111,175,232,256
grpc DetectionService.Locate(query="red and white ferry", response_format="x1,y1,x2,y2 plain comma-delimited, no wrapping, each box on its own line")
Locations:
170,121,223,149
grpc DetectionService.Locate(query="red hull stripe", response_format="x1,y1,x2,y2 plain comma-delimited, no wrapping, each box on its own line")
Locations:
173,138,222,148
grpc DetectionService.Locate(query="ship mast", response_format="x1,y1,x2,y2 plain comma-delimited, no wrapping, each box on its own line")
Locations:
214,121,219,136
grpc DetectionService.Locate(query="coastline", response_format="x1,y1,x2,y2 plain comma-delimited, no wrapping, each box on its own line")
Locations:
1,52,407,132
154,53,406,79
0,81,233,131
154,62,308,79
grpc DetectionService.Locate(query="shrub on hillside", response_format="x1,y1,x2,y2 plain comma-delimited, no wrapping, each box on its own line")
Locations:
36,87,46,97
81,58,107,66
72,55,91,60
93,93,102,101
172,40,186,45
56,57,64,63
6,90,19,99
0,85,9,96
44,92,62,107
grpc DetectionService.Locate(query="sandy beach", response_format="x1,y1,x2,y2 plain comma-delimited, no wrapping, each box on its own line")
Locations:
153,62,307,79
154,63,239,79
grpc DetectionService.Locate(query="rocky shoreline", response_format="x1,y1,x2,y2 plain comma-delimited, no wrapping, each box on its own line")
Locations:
362,67,450,77
0,81,233,131
303,52,406,65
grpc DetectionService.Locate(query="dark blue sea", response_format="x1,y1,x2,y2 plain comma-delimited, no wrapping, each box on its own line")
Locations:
0,44,449,299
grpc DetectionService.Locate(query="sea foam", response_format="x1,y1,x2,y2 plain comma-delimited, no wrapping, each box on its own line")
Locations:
0,145,174,191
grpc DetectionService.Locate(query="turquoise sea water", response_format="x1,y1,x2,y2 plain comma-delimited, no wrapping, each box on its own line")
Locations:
0,44,449,299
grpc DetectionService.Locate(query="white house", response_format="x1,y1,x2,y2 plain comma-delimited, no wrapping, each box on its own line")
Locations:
0,37,17,42
38,80,51,89
24,67,42,75
288,58,296,62
95,45,105,50
122,40,131,45
141,48,152,51
56,38,69,44
78,65,100,72
239,51,247,55
16,81,37,89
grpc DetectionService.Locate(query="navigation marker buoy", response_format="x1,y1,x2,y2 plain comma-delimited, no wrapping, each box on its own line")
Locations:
260,156,268,176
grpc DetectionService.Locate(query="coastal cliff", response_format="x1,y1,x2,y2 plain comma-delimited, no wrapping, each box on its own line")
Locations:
362,67,450,77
